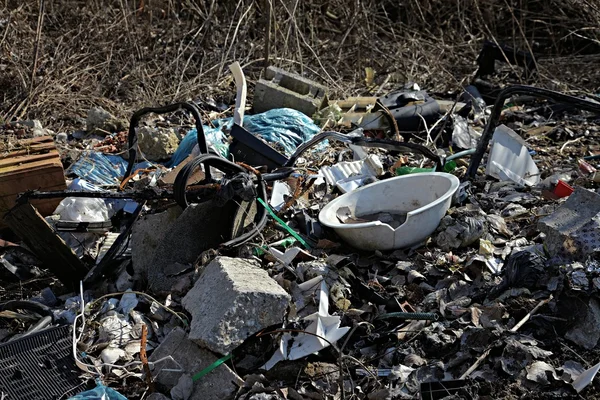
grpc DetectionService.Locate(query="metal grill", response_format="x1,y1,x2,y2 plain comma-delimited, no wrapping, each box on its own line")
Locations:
0,325,84,399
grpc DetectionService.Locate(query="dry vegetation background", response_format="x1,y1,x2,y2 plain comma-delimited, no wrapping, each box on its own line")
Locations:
1,0,600,132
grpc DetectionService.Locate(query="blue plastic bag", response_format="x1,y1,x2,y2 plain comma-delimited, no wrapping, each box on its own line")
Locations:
242,108,321,156
67,152,129,186
68,381,127,400
167,119,231,167
167,108,323,167
68,152,156,186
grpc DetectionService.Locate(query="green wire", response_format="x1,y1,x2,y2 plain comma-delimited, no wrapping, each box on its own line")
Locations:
191,353,232,381
256,197,311,249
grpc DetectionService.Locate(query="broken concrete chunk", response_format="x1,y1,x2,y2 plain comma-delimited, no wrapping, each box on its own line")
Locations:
539,187,600,261
137,126,180,161
86,107,126,135
147,200,239,292
131,206,182,281
182,256,291,355
170,374,193,400
253,66,327,117
148,327,242,400
565,298,600,350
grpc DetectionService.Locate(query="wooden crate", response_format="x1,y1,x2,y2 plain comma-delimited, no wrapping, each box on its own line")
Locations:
0,136,66,227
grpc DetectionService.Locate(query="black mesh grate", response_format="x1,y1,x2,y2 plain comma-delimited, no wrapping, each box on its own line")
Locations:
0,325,85,399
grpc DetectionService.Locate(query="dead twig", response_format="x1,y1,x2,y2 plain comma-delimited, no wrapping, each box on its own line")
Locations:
29,0,45,95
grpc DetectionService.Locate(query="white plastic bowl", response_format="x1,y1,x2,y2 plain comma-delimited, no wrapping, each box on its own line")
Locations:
318,172,460,250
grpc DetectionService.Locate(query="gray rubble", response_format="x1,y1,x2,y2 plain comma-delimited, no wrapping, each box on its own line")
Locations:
86,106,126,135
131,206,182,281
146,201,239,291
148,327,242,400
137,126,180,161
147,394,171,400
539,187,600,261
182,256,291,355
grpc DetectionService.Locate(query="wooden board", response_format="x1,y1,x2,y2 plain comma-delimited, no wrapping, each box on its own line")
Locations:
3,203,88,287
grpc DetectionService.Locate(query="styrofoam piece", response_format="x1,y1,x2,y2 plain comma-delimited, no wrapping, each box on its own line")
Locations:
335,175,376,193
263,279,349,370
268,246,314,268
318,172,460,250
320,154,383,193
485,125,540,186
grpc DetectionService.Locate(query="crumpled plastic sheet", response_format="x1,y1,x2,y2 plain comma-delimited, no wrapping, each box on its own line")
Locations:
242,108,322,156
167,119,231,167
67,152,128,186
167,108,323,167
436,214,487,251
68,152,153,186
68,381,127,400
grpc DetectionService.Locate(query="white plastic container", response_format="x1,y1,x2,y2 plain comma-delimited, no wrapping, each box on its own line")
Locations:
485,124,540,186
318,172,460,250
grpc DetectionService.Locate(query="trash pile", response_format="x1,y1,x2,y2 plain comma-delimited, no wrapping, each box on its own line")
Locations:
2,50,600,399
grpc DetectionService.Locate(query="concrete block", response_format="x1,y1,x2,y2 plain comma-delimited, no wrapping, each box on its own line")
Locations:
146,200,238,291
131,206,183,281
253,66,327,117
149,327,242,400
182,256,291,354
538,187,600,260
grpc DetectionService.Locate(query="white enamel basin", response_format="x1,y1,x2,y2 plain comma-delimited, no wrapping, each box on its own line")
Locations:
318,172,460,250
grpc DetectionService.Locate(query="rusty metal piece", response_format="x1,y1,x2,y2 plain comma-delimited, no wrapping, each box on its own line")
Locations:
140,324,154,392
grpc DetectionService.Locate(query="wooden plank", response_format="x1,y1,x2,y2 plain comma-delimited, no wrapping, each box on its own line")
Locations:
0,136,54,154
0,135,53,148
0,173,66,227
0,143,57,160
0,137,67,228
0,152,58,169
158,155,205,186
0,165,65,187
3,203,88,287
0,158,63,178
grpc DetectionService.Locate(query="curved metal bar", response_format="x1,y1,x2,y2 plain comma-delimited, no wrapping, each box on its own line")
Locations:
173,153,246,209
284,131,443,170
123,102,209,186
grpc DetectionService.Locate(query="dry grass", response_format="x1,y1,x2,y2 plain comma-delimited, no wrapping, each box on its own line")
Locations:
1,0,599,132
